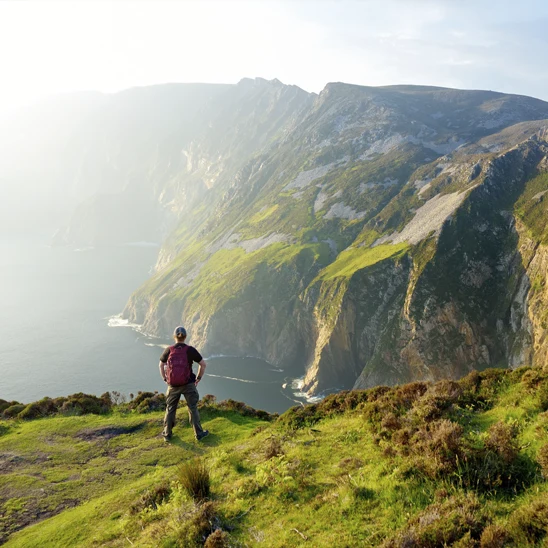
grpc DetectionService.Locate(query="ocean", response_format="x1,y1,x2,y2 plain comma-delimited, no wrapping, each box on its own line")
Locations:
0,234,315,414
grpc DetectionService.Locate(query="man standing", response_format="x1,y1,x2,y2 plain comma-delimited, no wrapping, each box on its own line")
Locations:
159,326,209,442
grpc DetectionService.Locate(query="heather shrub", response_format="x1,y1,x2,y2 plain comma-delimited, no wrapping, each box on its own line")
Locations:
178,459,210,501
18,397,59,419
484,422,519,463
507,499,548,545
521,367,545,390
392,427,412,447
107,391,126,405
538,444,548,479
204,529,230,548
319,389,370,413
366,385,393,402
411,380,462,422
60,393,111,415
460,369,509,410
408,419,465,478
200,394,217,407
393,381,429,409
0,399,19,414
381,412,402,432
175,501,220,547
278,404,323,430
479,524,512,548
213,399,271,420
2,404,26,418
455,425,536,493
264,436,284,460
129,391,166,413
130,482,171,514
539,382,548,412
382,493,490,547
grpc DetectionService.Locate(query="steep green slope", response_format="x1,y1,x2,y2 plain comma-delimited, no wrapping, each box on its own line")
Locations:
2,365,548,546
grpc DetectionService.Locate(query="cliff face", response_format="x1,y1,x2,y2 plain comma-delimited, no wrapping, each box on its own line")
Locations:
6,79,548,395
352,138,548,391
121,84,548,395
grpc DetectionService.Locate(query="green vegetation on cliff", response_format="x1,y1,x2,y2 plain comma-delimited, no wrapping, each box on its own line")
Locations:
2,365,548,547
515,172,548,245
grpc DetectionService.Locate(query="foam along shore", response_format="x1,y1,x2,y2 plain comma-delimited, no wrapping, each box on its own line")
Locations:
106,315,143,330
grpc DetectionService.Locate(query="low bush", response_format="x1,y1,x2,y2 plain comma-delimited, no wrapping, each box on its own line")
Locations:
456,430,537,494
459,369,509,410
0,399,20,414
411,380,462,422
484,422,519,463
59,393,111,416
410,419,465,478
2,404,25,418
178,459,210,501
479,524,512,548
507,499,548,545
129,391,166,413
130,482,171,514
198,396,273,421
263,436,284,460
18,397,59,419
278,404,323,430
204,529,230,548
538,444,548,479
174,501,221,547
382,493,490,547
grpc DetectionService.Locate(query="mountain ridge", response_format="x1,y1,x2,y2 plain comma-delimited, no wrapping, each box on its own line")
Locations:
2,78,548,396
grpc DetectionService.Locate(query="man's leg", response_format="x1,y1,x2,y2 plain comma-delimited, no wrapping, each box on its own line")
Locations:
163,385,182,438
181,383,205,439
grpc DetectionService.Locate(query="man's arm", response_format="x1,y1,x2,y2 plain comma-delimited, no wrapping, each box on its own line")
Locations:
159,361,167,382
195,359,207,385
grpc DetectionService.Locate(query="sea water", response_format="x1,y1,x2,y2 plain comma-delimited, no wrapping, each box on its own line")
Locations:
0,234,314,413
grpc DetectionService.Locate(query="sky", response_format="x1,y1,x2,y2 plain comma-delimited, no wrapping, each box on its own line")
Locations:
1,0,548,117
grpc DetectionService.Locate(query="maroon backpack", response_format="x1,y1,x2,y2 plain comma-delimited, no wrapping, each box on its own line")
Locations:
166,344,193,386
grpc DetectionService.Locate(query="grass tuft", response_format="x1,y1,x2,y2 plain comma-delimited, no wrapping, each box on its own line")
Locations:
178,459,211,502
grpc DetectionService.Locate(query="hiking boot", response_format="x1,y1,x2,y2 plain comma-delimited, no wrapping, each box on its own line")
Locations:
163,433,172,443
196,430,210,441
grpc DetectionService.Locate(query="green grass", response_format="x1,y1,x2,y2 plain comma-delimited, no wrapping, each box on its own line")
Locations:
3,367,548,546
514,172,548,245
316,243,409,281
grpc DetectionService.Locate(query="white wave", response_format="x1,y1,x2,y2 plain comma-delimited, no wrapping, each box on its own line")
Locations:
206,374,261,384
205,353,275,364
288,376,325,404
144,343,168,348
74,246,95,252
107,315,140,329
106,314,144,331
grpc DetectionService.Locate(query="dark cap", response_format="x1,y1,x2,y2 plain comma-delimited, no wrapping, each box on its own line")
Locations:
174,326,187,337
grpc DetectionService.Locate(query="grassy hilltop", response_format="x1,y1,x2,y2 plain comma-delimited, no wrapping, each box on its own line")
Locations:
1,366,548,547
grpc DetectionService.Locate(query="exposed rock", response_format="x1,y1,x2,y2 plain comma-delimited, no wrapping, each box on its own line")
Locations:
324,202,367,221
374,191,471,246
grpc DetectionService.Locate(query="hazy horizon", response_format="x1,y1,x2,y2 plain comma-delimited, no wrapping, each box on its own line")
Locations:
2,0,548,118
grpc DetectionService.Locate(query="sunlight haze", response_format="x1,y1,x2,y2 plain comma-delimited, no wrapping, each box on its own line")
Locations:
2,0,548,118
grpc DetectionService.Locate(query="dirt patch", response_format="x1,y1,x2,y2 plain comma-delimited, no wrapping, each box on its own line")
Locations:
0,453,25,473
0,497,79,545
0,452,49,474
76,422,147,441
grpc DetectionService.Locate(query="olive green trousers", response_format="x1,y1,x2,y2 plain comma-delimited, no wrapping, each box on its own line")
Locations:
163,383,204,439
